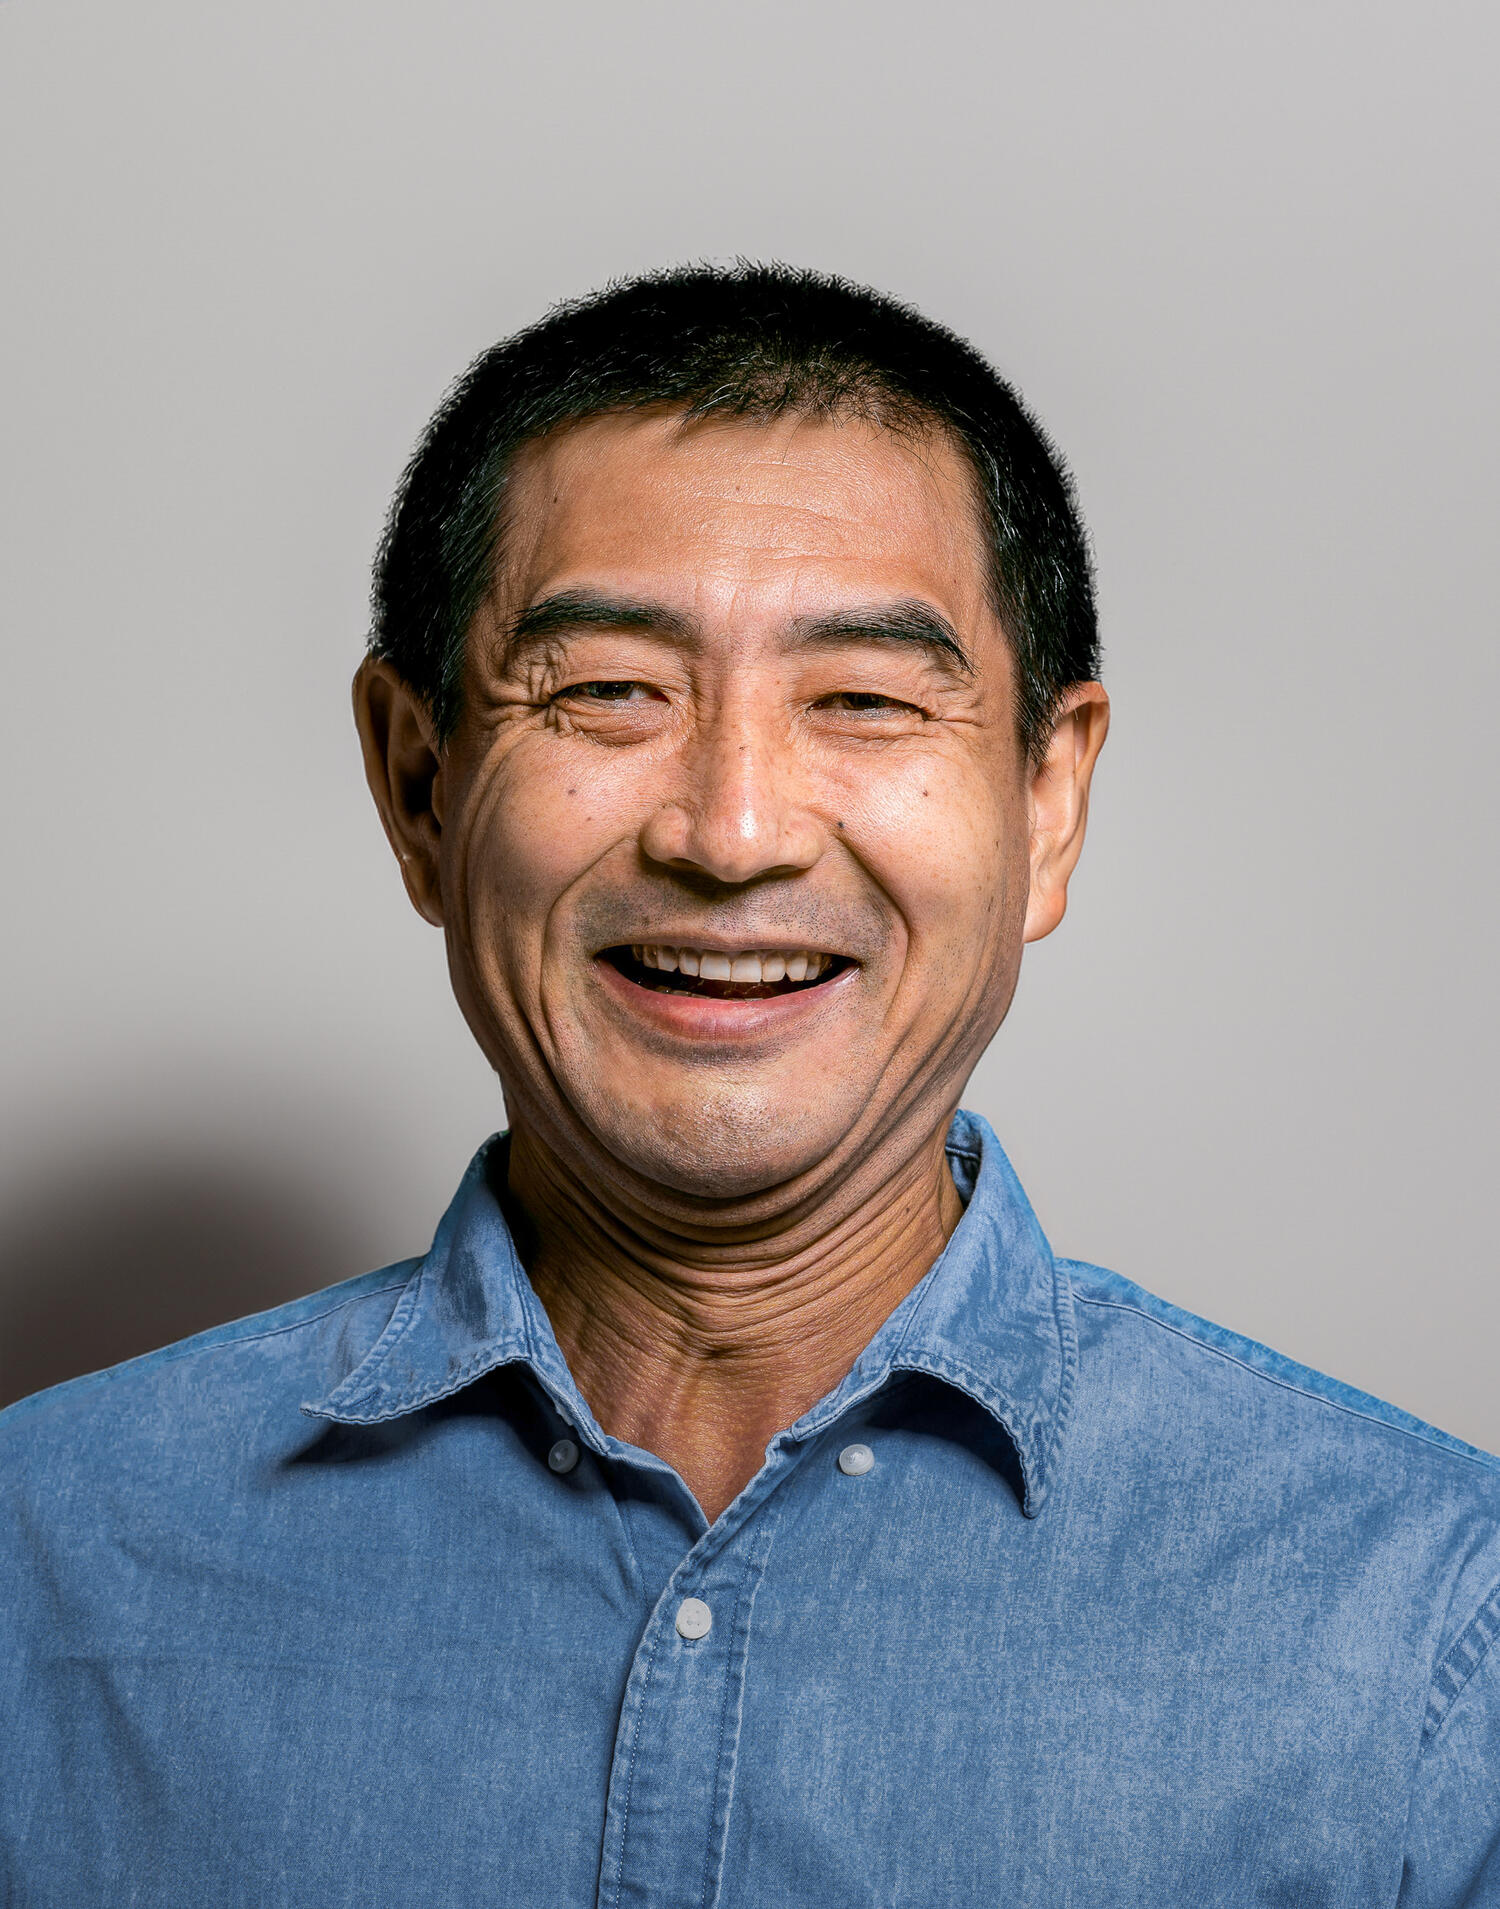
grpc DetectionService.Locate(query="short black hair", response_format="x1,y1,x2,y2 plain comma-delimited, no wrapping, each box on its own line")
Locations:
369,263,1098,759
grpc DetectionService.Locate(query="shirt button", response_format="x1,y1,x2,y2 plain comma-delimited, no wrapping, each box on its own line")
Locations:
838,1442,875,1477
547,1438,580,1474
675,1597,713,1641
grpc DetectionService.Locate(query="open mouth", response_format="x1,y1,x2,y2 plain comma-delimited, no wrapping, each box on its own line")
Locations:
602,944,854,1001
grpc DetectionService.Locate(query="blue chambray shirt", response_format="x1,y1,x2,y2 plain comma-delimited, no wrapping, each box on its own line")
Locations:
3,1110,1499,1905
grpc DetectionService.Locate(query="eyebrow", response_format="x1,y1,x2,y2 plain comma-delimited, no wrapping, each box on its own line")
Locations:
504,588,694,657
501,588,974,678
786,601,975,678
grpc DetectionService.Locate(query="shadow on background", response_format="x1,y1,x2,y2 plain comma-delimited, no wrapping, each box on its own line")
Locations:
0,1155,373,1410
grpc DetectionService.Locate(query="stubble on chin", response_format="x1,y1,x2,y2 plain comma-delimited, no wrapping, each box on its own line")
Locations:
562,1065,868,1203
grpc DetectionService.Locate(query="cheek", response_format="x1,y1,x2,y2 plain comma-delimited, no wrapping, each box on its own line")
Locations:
448,744,622,966
841,750,1026,950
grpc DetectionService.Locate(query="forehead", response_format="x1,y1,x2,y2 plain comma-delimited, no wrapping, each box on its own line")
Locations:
495,407,997,631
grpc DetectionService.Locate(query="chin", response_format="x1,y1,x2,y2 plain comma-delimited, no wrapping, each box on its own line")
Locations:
577,1081,858,1202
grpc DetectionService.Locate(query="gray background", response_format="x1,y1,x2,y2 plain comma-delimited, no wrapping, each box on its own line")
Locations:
2,1,1496,1440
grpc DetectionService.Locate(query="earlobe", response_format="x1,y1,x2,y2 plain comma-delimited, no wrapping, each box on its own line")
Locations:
1021,683,1110,946
352,657,447,927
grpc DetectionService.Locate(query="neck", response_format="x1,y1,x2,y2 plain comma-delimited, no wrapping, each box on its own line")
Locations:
505,1119,964,1523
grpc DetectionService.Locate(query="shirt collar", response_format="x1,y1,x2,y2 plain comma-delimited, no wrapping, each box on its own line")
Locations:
304,1108,1076,1517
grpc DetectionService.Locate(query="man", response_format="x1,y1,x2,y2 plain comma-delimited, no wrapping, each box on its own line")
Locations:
2,265,1496,1905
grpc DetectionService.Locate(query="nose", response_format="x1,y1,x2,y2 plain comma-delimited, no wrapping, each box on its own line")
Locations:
638,698,824,886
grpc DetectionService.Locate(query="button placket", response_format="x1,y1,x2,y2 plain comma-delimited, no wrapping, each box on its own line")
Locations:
597,1485,788,1909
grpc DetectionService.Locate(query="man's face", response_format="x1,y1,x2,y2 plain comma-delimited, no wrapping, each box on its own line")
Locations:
365,408,1102,1200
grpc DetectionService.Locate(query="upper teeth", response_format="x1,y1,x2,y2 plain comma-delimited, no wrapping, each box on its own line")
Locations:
630,946,831,983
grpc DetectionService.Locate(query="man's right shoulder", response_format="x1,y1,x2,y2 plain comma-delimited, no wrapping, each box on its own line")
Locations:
0,1261,418,1467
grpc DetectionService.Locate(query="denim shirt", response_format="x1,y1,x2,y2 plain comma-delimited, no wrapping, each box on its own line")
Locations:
3,1110,1498,1906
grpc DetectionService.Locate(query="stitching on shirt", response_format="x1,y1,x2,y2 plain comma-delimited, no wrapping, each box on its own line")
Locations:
315,1261,432,1412
1073,1291,1500,1475
699,1578,742,1909
699,1497,784,1909
1039,1260,1080,1516
883,1146,983,1383
893,1348,1010,1423
141,1280,410,1365
943,1142,981,1184
1423,1577,1500,1745
936,1137,1070,1516
329,1344,524,1424
603,1611,665,1908
889,1347,1045,1516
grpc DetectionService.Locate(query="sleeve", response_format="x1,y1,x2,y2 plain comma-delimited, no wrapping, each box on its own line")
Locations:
1398,1583,1500,1906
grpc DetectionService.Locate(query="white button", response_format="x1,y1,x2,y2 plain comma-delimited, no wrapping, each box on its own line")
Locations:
675,1597,713,1641
547,1438,580,1474
838,1442,875,1477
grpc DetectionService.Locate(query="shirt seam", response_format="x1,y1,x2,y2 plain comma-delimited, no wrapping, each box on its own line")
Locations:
891,1348,1010,1421
1074,1291,1499,1475
702,1500,783,1909
601,1615,664,1908
887,1347,1047,1515
887,1143,978,1374
311,1261,432,1415
316,1345,526,1424
700,1578,741,1909
1039,1257,1079,1510
1423,1577,1500,1746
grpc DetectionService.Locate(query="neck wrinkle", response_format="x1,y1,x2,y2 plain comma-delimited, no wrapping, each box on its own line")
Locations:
504,1118,964,1517
505,1117,963,1379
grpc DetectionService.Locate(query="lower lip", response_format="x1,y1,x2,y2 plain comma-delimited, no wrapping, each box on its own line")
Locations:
592,956,858,1042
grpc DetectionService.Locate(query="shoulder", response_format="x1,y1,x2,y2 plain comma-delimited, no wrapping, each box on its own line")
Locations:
0,1262,415,1476
0,1262,422,1716
1061,1259,1500,1718
1062,1255,1500,1485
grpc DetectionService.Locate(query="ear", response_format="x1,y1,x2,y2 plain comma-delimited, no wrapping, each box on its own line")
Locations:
352,657,447,926
1023,681,1110,944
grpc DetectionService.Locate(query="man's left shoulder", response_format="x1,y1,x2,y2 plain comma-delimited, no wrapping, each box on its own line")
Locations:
1063,1256,1500,1496
1060,1257,1500,1704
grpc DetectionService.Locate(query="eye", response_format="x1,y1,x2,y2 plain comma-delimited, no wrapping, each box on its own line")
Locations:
556,680,659,704
815,691,926,717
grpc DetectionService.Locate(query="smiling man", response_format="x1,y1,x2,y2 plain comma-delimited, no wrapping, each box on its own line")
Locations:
3,267,1498,1905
